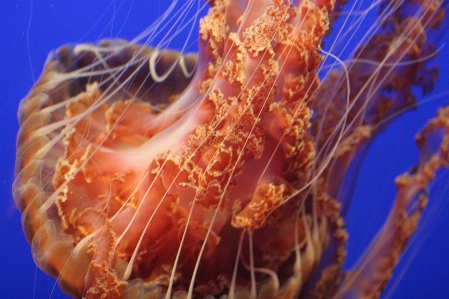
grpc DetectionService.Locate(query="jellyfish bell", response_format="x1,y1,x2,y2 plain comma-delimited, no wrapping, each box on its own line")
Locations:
14,0,449,299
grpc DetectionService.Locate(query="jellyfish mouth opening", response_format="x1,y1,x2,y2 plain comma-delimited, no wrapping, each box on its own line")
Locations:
47,61,323,296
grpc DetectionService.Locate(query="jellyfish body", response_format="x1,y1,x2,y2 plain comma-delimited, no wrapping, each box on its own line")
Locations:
13,0,449,299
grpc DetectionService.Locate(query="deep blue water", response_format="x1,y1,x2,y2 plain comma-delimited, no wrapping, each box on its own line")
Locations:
0,1,448,298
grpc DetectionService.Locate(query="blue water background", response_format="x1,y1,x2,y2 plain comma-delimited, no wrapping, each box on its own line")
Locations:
1,1,448,298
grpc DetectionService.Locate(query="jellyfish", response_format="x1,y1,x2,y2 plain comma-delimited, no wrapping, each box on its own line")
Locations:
13,0,449,299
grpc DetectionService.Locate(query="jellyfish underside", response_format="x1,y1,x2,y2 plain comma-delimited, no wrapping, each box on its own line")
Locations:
13,0,449,299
